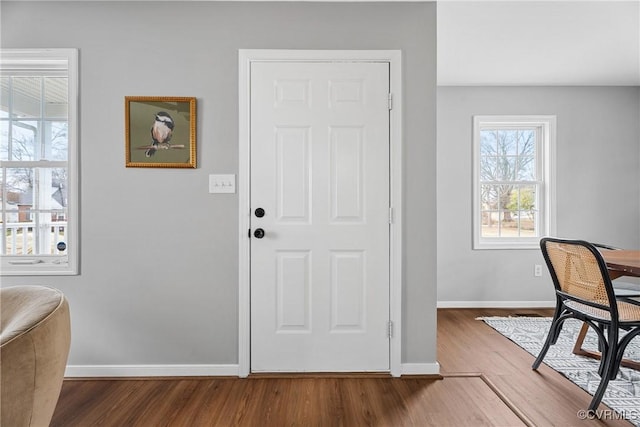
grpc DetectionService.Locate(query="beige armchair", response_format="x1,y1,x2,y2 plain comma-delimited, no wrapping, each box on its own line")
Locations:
1,285,71,427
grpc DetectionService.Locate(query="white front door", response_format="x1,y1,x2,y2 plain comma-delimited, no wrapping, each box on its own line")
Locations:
250,61,390,372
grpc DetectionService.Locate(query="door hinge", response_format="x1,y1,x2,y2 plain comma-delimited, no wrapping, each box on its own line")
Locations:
388,207,394,224
388,93,393,110
248,228,251,238
388,320,394,338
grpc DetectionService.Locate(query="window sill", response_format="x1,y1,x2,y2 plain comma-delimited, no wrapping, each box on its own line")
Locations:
473,241,540,250
1,257,77,276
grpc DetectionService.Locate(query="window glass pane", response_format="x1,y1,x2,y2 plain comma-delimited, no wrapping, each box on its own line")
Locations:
12,77,42,118
501,130,518,155
496,185,512,214
51,221,68,254
11,120,39,160
32,215,67,255
50,167,68,209
507,185,537,237
5,167,34,205
498,156,517,181
480,155,497,181
517,130,536,181
480,130,497,155
481,184,500,237
518,130,536,153
44,77,68,118
45,121,68,160
481,210,500,237
2,168,68,256
508,185,536,213
4,218,34,255
527,210,538,237
517,155,536,180
481,184,499,211
0,121,8,161
1,169,16,213
0,77,8,118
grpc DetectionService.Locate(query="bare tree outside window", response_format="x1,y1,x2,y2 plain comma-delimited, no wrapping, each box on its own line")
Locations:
479,128,537,237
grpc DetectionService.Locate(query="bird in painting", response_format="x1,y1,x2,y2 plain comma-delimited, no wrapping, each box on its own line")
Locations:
145,112,174,157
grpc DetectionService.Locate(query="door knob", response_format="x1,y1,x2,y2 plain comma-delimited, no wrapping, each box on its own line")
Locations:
254,228,265,239
255,208,265,218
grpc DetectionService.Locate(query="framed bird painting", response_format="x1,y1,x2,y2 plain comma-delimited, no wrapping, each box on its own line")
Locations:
125,96,196,168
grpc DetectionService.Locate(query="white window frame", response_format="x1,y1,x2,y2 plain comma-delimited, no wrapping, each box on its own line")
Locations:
1,48,79,275
473,115,556,250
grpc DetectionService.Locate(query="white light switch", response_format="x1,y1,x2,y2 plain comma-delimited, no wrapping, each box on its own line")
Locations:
209,174,236,194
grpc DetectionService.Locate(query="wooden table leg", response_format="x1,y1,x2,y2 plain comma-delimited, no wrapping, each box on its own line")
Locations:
572,322,640,371
572,323,590,356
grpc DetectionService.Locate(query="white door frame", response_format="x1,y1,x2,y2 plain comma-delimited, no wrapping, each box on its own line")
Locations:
238,49,403,377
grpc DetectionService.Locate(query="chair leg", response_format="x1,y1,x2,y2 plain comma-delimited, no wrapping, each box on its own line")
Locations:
597,323,605,352
588,325,619,413
532,307,565,370
597,326,609,378
611,327,640,378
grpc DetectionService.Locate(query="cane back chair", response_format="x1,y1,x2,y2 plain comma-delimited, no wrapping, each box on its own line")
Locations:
532,237,640,413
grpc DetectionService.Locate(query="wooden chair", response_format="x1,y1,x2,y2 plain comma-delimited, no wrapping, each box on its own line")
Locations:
532,237,640,413
571,242,640,370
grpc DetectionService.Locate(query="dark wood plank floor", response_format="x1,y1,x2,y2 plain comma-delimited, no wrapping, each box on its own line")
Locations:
51,308,633,426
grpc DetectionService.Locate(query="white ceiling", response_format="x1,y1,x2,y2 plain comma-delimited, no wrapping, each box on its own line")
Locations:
6,0,640,85
437,1,640,86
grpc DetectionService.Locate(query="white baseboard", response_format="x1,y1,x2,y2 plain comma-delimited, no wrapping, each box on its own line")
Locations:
400,362,441,376
437,301,555,309
66,363,442,378
65,364,239,378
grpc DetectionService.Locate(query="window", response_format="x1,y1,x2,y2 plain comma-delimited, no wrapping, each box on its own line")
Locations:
1,49,78,274
473,115,555,249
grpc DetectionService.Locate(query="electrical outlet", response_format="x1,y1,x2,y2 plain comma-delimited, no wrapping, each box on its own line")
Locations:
534,264,542,277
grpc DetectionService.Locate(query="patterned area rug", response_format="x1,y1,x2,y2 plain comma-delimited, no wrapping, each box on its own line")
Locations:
482,317,640,426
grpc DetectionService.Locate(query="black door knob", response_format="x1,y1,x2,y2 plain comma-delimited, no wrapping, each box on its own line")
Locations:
254,228,265,239
255,208,265,218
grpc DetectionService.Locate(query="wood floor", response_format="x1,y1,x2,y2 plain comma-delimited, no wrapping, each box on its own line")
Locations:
51,308,634,426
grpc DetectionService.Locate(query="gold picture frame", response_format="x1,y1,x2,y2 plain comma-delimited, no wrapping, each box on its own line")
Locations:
125,96,196,168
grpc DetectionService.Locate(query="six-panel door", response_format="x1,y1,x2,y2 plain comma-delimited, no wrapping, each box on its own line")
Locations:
250,61,390,372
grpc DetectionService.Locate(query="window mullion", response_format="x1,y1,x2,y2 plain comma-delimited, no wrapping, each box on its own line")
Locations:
1,166,5,255
39,78,52,255
0,161,67,168
7,77,13,160
480,180,540,185
39,77,45,160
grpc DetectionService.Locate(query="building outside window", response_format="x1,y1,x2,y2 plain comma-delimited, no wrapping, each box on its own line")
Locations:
473,115,556,250
0,48,78,274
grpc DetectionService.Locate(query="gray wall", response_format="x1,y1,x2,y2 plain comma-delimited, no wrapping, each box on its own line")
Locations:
1,2,438,367
437,86,640,304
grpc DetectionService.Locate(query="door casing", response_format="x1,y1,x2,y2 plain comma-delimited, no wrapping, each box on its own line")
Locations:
238,49,403,377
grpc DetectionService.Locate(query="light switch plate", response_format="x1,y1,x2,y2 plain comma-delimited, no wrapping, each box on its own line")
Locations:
209,174,236,194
